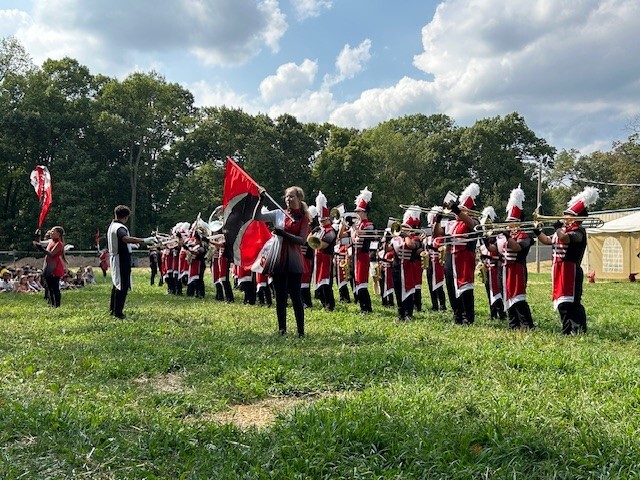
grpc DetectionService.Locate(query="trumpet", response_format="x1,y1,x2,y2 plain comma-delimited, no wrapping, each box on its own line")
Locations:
532,212,604,229
153,233,179,249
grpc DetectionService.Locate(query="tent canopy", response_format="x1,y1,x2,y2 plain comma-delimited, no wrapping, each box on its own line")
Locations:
587,211,640,234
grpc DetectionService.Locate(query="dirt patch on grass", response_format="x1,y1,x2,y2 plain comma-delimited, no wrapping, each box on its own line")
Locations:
204,392,348,430
134,373,188,394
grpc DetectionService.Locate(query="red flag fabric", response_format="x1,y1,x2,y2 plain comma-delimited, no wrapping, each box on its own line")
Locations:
29,166,52,229
222,158,272,269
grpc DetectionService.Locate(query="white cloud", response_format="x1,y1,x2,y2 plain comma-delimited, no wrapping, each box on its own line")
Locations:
325,0,640,151
9,0,288,72
268,90,336,123
329,77,439,129
324,39,372,87
290,0,333,20
189,80,257,112
260,59,318,102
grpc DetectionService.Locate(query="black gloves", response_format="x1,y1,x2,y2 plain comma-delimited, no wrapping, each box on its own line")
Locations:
435,214,443,224
553,220,563,230
448,200,461,215
273,228,284,236
532,228,541,237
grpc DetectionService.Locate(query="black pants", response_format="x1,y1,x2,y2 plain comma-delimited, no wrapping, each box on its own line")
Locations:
357,288,372,313
258,286,273,306
392,266,414,320
241,280,256,305
272,272,305,336
558,268,586,334
427,266,446,311
44,274,61,308
316,284,335,311
444,253,474,324
150,265,157,285
484,282,506,319
110,269,131,317
338,284,351,303
301,287,312,308
508,301,534,330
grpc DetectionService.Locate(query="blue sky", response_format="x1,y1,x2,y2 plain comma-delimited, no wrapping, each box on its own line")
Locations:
2,0,640,154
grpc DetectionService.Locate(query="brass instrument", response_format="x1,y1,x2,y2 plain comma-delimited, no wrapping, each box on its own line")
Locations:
339,253,352,281
151,230,179,249
399,204,456,219
532,212,604,229
474,221,541,232
390,221,431,238
438,246,446,266
306,227,324,250
207,233,225,244
420,250,429,269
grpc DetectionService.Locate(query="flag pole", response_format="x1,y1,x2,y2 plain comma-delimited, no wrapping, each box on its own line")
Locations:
262,190,295,222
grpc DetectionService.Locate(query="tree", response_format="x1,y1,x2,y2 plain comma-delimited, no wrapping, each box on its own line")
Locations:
96,72,195,234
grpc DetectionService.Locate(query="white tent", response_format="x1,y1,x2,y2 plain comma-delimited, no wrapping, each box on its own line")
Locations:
586,211,640,280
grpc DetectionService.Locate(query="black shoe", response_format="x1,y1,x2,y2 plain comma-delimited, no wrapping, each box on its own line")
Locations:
113,313,126,320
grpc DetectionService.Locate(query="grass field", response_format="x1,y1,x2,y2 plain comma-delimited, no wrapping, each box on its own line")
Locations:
1,270,639,479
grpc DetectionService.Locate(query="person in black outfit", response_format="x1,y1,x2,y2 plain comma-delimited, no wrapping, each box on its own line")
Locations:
107,205,155,319
148,247,159,285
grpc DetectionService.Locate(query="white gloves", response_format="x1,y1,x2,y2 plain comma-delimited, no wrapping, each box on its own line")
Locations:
143,236,157,245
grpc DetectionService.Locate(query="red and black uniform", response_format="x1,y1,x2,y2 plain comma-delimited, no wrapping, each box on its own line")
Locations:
479,240,505,320
551,224,588,334
410,235,424,312
444,218,478,324
426,235,446,311
314,224,337,310
301,242,314,307
351,220,374,313
334,243,351,303
186,239,206,298
497,231,534,329
256,272,272,306
254,206,311,336
377,244,394,307
387,234,420,320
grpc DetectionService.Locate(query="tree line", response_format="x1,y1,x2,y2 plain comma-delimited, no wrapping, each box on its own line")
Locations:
1,36,639,251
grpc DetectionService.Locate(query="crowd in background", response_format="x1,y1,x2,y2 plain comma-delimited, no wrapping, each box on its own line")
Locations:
0,264,96,294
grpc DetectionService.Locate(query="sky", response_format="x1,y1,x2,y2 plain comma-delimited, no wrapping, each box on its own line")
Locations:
1,0,640,154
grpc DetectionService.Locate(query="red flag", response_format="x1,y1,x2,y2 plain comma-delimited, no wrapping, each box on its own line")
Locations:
222,158,272,269
29,166,52,229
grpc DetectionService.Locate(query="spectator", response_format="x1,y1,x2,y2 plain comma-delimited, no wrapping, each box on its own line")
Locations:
0,270,15,292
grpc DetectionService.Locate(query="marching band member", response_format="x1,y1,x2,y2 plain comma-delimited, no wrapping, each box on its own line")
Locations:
386,207,422,321
186,233,207,298
313,192,337,311
409,214,425,313
256,272,273,307
301,206,318,308
377,231,395,308
254,185,311,337
438,183,480,325
478,206,506,320
533,187,599,335
350,187,375,314
106,205,156,319
495,187,534,330
426,206,447,312
334,242,352,303
209,227,235,303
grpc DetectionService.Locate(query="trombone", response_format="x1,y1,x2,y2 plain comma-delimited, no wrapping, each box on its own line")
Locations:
399,204,456,219
390,222,432,238
532,212,604,229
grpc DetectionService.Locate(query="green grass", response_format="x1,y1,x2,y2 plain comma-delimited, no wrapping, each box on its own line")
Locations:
1,271,639,479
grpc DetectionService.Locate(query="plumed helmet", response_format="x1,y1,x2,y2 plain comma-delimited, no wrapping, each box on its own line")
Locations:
564,186,599,216
354,187,372,212
505,185,525,222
